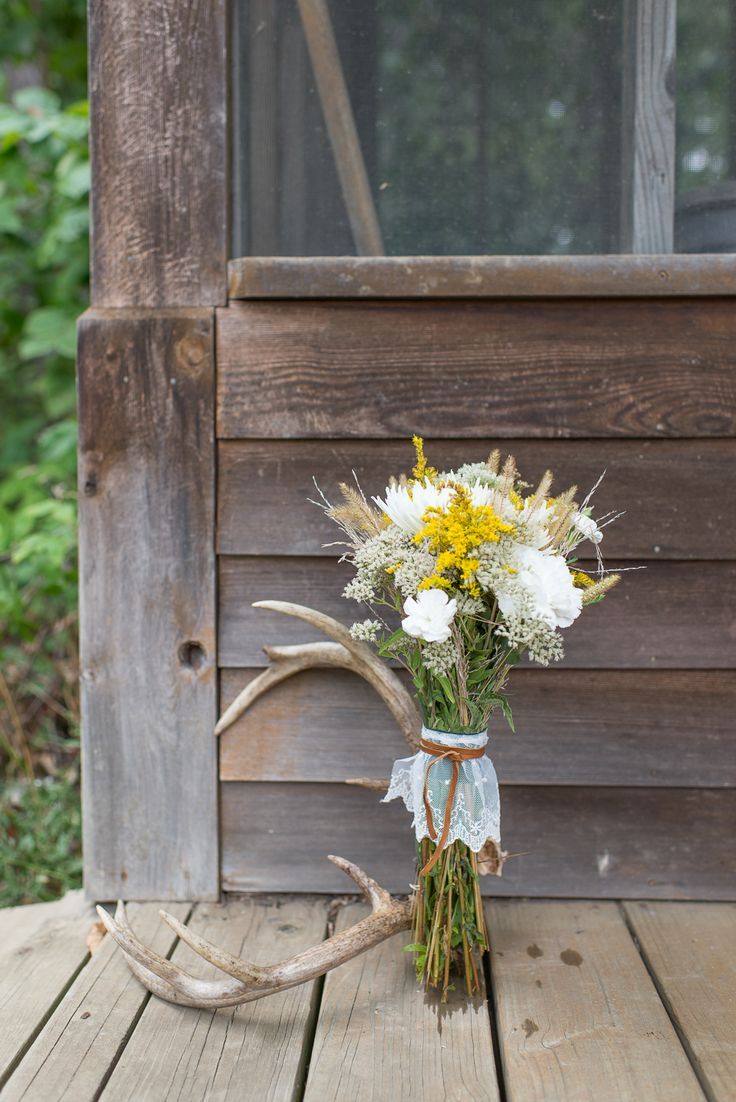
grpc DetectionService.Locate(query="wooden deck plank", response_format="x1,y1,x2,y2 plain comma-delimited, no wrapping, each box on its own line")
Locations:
624,902,736,1102
0,892,95,1088
485,900,705,1102
302,902,500,1102
101,898,328,1101
2,903,189,1102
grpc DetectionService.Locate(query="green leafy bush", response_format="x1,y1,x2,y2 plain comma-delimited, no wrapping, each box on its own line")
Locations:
0,0,87,904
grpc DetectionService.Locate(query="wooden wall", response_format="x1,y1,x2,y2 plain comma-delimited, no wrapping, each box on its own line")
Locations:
215,297,736,899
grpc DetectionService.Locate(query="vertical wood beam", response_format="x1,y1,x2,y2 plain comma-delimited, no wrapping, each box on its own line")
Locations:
83,0,226,898
88,1,228,306
621,0,677,253
78,310,218,900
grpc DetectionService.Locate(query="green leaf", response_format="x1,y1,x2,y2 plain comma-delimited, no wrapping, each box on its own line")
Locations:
19,307,77,361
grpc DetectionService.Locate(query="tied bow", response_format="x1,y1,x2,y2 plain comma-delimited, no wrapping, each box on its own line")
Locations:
419,737,486,875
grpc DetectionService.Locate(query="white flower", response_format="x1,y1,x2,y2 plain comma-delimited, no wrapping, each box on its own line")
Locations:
571,511,603,545
499,546,582,629
373,479,452,535
402,589,457,643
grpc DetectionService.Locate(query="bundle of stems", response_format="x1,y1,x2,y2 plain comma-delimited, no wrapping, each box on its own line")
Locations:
409,838,488,1001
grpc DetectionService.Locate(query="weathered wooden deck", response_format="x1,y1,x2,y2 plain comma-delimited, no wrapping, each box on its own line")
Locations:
1,892,734,1101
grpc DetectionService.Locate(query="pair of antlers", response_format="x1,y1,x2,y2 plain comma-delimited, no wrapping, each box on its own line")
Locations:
98,601,419,1009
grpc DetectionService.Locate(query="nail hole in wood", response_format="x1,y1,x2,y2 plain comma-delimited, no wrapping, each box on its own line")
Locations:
178,641,206,671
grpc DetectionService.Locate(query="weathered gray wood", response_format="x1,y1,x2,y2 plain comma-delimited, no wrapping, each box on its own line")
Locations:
78,310,218,900
215,300,736,438
0,893,95,1088
486,900,704,1102
219,668,736,788
297,0,383,255
217,557,736,670
221,783,736,899
89,0,227,306
217,438,736,560
2,903,189,1102
621,0,677,253
303,902,500,1102
227,255,736,299
624,901,736,1101
102,899,328,1101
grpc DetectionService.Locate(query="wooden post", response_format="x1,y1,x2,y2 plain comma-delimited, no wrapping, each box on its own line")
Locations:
621,0,677,253
79,0,227,899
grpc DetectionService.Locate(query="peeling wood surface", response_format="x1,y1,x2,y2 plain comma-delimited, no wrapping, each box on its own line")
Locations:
624,902,736,1102
219,668,736,788
221,783,736,899
303,903,500,1102
89,0,227,306
78,311,218,900
486,900,705,1102
217,556,736,670
3,903,189,1102
227,255,736,299
217,438,736,561
102,899,328,1101
0,892,95,1087
2,894,733,1100
216,299,736,438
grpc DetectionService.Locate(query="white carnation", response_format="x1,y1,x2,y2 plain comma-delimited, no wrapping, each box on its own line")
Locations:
402,589,457,643
498,545,582,629
373,479,452,535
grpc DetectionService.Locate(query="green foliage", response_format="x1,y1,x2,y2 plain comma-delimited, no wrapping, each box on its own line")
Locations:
0,773,82,907
0,0,87,904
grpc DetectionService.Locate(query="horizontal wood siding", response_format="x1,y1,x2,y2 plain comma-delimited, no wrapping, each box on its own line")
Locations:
221,783,736,899
219,668,736,788
216,296,735,898
216,300,736,438
218,438,736,559
218,556,736,669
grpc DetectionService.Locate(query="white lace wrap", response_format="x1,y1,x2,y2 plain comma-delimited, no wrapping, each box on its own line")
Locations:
382,726,501,853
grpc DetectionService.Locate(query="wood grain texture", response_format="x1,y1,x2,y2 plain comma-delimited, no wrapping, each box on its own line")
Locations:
217,557,736,669
221,783,736,899
624,901,736,1102
303,902,500,1102
0,892,95,1088
486,900,704,1102
89,0,227,305
228,254,736,299
216,300,736,438
219,668,736,788
217,438,736,560
621,0,677,253
103,899,329,1101
3,903,189,1102
78,311,218,900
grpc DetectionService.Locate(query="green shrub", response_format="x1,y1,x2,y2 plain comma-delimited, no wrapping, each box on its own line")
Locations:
0,1,87,904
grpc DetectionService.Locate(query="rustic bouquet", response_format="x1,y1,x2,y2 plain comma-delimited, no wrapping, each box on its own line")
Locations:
99,438,621,1012
322,438,619,999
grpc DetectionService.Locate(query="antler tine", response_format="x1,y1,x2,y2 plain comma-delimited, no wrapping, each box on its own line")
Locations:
101,858,412,1009
327,853,393,910
157,909,267,984
215,601,421,748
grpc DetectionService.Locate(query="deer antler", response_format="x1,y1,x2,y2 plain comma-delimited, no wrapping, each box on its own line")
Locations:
96,856,412,1009
215,600,421,750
